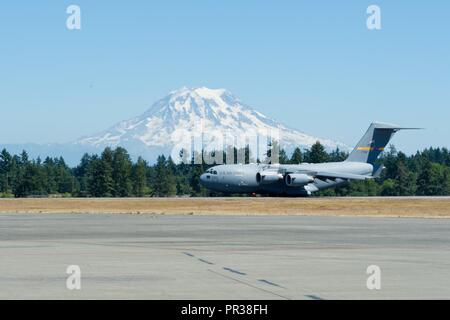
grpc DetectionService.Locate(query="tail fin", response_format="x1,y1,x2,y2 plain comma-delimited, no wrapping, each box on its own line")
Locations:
346,122,421,164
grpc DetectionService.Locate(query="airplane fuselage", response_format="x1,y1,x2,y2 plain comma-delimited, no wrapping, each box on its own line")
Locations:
200,161,373,196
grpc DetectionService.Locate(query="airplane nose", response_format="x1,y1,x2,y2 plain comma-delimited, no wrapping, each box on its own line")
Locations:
199,173,207,186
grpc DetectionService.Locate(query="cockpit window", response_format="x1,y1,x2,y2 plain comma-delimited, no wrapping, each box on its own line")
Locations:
213,170,217,175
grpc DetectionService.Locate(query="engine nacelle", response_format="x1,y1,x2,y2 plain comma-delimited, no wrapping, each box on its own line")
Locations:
285,173,314,187
256,171,283,185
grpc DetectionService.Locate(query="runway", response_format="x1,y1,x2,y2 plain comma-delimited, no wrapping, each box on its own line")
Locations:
1,213,450,299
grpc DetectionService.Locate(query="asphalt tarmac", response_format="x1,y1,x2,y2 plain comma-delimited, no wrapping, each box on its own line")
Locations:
1,213,449,299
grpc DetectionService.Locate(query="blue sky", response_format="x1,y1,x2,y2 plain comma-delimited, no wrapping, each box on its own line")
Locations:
0,1,449,153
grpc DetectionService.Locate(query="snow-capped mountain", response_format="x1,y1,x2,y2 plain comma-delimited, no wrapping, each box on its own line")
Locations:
76,87,348,162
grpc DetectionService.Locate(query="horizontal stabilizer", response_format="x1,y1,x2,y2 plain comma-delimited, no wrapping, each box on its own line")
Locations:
372,165,385,178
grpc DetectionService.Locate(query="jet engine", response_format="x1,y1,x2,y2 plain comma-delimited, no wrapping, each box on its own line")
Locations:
285,173,314,187
256,170,283,185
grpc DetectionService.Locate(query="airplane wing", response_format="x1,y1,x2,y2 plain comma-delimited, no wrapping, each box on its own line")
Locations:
309,171,373,181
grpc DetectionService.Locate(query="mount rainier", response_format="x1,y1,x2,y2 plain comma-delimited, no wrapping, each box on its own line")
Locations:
75,87,348,163
3,87,348,165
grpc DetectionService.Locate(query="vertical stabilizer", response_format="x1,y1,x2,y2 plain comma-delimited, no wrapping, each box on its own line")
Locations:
346,122,419,164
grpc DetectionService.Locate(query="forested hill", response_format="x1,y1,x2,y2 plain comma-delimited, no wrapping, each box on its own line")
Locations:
0,143,449,198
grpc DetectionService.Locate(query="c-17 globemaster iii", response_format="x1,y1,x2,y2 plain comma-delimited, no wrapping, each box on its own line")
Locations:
200,122,419,196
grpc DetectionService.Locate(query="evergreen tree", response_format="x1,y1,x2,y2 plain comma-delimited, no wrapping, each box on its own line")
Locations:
152,155,176,196
380,179,396,196
132,157,148,197
244,145,255,164
380,145,398,180
278,149,289,164
442,167,450,195
112,147,132,197
0,149,12,193
416,160,441,195
304,141,329,163
175,165,193,196
87,155,113,197
55,157,75,194
346,180,380,196
74,153,92,196
9,155,22,197
20,150,29,165
329,148,348,162
290,147,303,164
189,164,207,196
14,162,46,197
393,160,416,196
43,157,57,194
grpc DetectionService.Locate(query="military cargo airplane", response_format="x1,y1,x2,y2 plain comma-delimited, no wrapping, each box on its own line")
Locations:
199,122,418,196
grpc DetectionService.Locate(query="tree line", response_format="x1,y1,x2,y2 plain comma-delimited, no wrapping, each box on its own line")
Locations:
0,143,449,198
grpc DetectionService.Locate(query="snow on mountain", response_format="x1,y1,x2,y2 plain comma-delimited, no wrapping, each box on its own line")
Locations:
76,87,348,162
